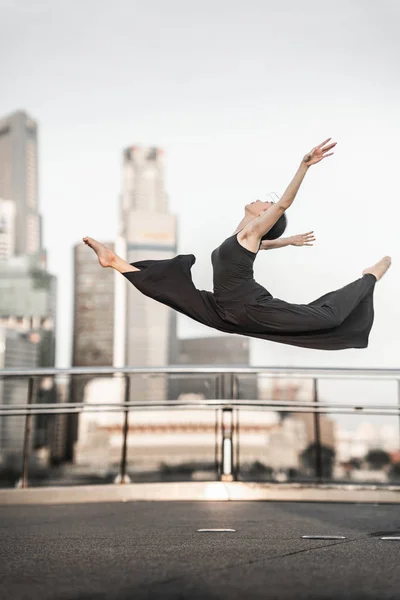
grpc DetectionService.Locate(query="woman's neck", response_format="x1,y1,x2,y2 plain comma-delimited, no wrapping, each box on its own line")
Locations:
232,215,253,235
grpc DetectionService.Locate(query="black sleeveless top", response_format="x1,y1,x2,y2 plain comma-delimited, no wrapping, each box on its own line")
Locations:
211,233,258,295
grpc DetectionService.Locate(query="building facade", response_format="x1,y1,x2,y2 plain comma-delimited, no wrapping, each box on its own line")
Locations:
72,242,115,367
66,241,116,460
0,199,16,260
0,328,39,469
117,146,177,402
0,111,42,258
0,110,57,475
169,335,258,401
0,255,57,367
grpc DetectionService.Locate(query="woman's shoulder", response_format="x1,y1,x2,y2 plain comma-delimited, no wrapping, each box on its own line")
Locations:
235,227,261,254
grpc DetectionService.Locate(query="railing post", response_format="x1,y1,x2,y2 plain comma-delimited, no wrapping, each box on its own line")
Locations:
313,378,323,481
118,374,130,484
215,375,223,478
231,374,240,481
221,407,234,482
20,376,35,489
214,408,220,479
216,374,226,479
397,379,400,452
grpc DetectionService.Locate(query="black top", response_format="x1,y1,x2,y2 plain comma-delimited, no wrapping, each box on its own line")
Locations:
211,234,258,295
123,233,376,351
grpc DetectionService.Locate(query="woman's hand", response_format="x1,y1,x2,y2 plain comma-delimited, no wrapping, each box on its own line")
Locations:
290,231,316,246
303,138,336,167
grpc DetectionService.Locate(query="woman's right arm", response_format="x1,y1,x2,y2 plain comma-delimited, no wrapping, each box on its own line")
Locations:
261,231,315,250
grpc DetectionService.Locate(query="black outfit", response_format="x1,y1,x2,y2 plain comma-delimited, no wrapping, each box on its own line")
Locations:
123,233,376,350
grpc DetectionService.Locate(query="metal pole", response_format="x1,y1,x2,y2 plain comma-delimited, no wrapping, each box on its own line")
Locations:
221,408,234,482
232,374,240,481
21,376,35,489
313,378,323,481
397,379,400,451
215,408,220,479
214,376,220,478
234,408,240,481
119,375,130,484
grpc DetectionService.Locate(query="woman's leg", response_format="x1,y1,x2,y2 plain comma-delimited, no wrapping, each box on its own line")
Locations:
245,256,391,334
83,237,139,274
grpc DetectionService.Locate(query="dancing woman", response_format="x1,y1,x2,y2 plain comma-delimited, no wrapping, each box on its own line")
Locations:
84,138,391,350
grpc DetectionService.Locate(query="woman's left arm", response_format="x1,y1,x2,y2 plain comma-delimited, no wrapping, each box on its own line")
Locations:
261,231,315,250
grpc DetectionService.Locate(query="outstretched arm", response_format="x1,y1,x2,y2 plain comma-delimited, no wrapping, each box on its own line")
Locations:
246,138,336,241
261,231,315,250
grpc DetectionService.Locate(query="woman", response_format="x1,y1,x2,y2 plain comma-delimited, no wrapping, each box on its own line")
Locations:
84,138,391,350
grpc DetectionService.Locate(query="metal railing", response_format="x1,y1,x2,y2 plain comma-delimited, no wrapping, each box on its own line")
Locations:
1,366,400,488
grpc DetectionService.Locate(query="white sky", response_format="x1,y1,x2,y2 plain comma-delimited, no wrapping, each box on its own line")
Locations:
1,0,399,398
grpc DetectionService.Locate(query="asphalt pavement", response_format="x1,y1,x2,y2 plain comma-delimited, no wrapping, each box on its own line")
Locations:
1,501,400,600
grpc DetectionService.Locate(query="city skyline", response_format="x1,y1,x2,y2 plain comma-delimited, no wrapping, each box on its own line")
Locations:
1,1,399,393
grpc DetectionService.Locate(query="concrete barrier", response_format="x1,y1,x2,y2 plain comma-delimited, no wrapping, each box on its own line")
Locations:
1,481,400,504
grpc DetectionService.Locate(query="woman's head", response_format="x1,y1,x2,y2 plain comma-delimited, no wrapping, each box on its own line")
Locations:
245,199,288,240
261,212,287,240
245,199,273,217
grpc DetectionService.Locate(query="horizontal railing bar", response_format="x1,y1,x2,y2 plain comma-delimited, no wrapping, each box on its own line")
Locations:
1,399,399,411
1,366,400,379
2,406,400,416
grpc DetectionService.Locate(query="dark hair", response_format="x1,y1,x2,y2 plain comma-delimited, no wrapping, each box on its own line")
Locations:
261,212,287,241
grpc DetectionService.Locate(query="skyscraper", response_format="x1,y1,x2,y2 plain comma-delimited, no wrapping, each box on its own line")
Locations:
0,110,57,471
0,199,16,260
0,328,39,468
72,242,115,367
0,111,42,258
0,110,56,367
0,255,57,366
116,146,177,401
67,242,116,461
69,147,177,466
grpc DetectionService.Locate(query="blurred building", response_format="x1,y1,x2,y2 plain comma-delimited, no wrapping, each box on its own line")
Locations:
0,199,16,260
258,378,335,449
66,242,116,460
48,378,70,465
0,110,57,475
116,146,177,401
0,255,56,367
0,328,39,466
169,335,258,400
0,110,56,368
72,242,115,367
69,146,178,465
0,111,42,258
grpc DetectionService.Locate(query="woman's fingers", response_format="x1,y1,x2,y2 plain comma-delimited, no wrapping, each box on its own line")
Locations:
317,137,331,148
322,142,337,153
301,232,316,246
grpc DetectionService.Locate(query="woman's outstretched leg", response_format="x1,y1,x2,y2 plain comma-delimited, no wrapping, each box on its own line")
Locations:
303,256,391,329
83,237,139,274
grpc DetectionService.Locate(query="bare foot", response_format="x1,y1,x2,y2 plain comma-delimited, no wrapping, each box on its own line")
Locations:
83,237,116,268
362,256,392,281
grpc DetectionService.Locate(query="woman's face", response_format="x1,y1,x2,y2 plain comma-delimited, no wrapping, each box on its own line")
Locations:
245,200,274,217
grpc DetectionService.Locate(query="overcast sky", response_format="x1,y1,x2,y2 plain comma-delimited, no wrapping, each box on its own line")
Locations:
1,0,399,405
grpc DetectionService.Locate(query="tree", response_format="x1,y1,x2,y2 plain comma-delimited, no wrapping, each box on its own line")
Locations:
365,449,391,470
300,443,336,478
